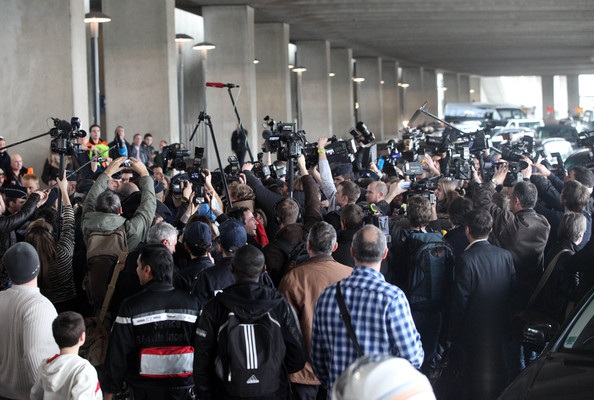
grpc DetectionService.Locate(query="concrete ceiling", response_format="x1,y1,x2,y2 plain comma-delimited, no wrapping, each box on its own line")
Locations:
178,0,594,77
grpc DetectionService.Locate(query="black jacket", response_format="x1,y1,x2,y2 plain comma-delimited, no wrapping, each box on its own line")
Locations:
102,280,199,393
173,256,214,293
193,281,306,400
192,257,275,310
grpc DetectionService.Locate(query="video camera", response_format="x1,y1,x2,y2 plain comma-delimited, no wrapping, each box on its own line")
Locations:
349,121,375,145
170,147,206,205
162,143,191,172
302,135,358,169
262,116,307,161
49,117,86,155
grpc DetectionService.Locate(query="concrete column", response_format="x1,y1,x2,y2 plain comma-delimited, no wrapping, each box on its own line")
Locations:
443,73,459,105
542,75,555,122
296,41,332,138
382,61,399,139
458,74,471,102
356,58,383,139
255,23,291,125
330,48,354,138
202,5,257,167
567,74,580,114
401,67,423,125
103,0,177,145
470,76,481,102
0,0,89,178
422,68,438,115
174,9,205,145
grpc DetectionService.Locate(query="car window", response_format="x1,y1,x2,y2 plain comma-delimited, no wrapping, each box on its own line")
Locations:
563,297,594,351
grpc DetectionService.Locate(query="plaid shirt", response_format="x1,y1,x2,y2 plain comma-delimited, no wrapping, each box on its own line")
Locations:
311,266,424,390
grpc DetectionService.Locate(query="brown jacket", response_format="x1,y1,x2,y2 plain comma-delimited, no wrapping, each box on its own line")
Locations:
278,255,352,385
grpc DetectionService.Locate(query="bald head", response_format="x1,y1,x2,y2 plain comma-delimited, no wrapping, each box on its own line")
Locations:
351,225,387,268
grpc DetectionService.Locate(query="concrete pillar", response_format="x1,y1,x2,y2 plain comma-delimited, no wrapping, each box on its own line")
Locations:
330,48,354,138
103,0,177,145
422,68,438,115
255,23,291,126
202,5,257,167
356,58,383,139
470,76,481,102
443,73,459,105
567,74,580,114
382,61,399,139
458,75,471,102
401,67,423,125
542,75,555,122
0,0,88,178
174,9,205,146
296,41,332,138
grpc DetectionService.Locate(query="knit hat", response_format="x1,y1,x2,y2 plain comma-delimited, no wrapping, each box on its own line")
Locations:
3,242,40,284
184,221,212,248
219,219,247,253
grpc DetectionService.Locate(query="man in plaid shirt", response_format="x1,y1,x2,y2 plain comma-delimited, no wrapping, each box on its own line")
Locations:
311,225,424,393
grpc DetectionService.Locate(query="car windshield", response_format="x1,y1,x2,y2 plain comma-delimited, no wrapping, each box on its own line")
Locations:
563,296,594,352
537,127,577,141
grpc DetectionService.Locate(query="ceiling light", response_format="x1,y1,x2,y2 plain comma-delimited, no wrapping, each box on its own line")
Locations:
84,11,111,23
253,59,260,64
192,42,216,51
352,77,365,83
329,72,336,77
292,66,307,73
175,34,193,43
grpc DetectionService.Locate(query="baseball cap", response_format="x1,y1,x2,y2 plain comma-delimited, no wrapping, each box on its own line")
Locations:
218,219,247,253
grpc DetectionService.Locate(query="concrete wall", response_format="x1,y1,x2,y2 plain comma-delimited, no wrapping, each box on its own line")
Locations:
103,0,178,144
0,0,88,180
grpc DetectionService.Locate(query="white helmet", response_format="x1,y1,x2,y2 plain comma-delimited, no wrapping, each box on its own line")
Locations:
332,354,436,400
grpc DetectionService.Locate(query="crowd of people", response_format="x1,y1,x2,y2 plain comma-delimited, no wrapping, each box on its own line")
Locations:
0,123,592,400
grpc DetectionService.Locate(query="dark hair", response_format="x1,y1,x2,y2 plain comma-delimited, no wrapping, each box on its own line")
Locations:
571,166,594,188
144,132,153,139
232,245,265,282
89,124,101,131
340,204,364,230
512,181,538,209
24,218,56,291
464,209,493,239
307,222,337,255
139,244,174,282
96,190,121,214
561,180,590,212
338,181,361,204
448,196,473,226
407,195,432,227
275,198,300,225
52,311,85,348
227,206,250,224
351,225,386,264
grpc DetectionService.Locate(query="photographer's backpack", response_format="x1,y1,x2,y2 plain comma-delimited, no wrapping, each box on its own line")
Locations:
405,230,454,309
215,309,285,398
84,225,128,309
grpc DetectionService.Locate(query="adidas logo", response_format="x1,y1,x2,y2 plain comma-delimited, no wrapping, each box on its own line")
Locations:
246,374,260,384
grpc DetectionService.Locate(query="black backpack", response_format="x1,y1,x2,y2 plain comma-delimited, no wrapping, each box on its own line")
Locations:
215,310,285,398
405,230,454,309
273,238,310,271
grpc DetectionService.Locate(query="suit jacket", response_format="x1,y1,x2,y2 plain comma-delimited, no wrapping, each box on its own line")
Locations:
448,240,516,347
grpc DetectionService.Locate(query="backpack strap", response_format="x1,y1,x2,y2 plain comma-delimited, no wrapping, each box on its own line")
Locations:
526,249,573,309
98,252,128,324
336,281,364,357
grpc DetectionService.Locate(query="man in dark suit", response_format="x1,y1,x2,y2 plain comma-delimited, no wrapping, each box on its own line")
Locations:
447,209,515,400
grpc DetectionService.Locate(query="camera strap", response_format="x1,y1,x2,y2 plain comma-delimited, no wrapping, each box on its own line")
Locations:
336,281,364,357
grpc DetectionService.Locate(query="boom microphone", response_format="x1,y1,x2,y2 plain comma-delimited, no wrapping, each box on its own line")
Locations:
206,82,240,88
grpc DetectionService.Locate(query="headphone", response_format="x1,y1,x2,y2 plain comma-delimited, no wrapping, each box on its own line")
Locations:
273,197,303,226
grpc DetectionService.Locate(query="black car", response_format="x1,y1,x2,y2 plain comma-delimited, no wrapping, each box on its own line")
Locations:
498,289,594,399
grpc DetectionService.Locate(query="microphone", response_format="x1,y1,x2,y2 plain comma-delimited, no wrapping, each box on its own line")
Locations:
206,82,240,88
408,101,428,127
116,134,128,158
